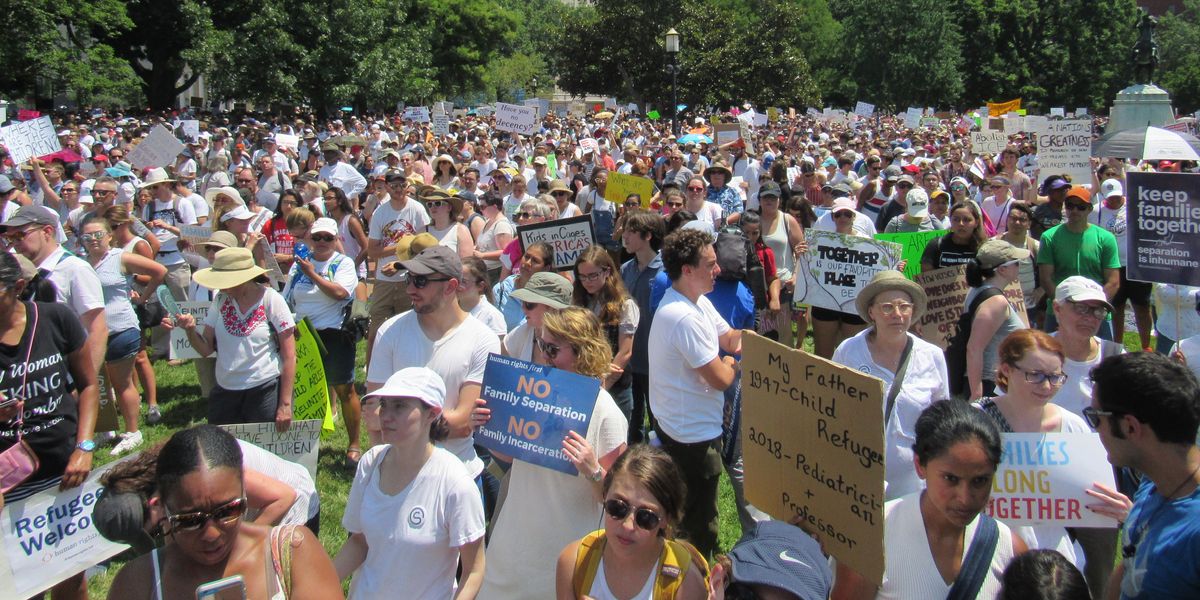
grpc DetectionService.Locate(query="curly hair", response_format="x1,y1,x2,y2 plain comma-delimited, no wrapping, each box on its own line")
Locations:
572,245,630,328
661,228,714,281
541,306,612,380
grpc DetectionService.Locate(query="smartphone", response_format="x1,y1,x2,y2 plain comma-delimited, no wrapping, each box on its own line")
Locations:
196,575,246,600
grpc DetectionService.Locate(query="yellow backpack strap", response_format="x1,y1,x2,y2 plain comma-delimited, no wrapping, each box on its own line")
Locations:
572,529,607,598
653,538,711,600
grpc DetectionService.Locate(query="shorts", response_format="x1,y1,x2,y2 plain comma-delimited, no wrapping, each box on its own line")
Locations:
318,328,356,385
105,327,141,362
208,379,280,425
810,306,867,325
1112,267,1152,307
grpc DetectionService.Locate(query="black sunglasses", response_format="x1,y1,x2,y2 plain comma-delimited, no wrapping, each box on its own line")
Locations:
311,234,335,242
408,274,451,289
604,498,661,531
1081,406,1123,430
165,496,248,533
535,337,564,359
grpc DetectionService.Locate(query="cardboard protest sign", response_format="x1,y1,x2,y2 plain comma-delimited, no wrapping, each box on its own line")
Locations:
403,106,430,123
292,318,335,433
914,265,969,349
1003,281,1029,327
274,133,299,153
1125,172,1200,285
95,367,120,433
793,231,902,313
853,101,875,118
1034,118,1091,185
0,463,126,598
517,215,595,271
478,353,600,475
714,123,741,146
985,433,1117,527
219,420,322,480
255,236,286,286
874,230,944,281
741,333,887,585
169,301,211,360
494,102,538,136
604,172,655,208
0,116,60,165
988,99,1022,117
970,130,1008,156
128,125,186,169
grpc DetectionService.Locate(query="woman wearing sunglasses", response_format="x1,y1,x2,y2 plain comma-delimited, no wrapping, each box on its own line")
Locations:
106,425,342,600
555,444,707,600
422,189,475,259
809,197,870,359
483,307,628,600
682,175,722,227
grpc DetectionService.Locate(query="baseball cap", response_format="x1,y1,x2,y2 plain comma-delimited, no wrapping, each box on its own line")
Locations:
1055,276,1113,311
532,156,548,166
727,521,832,600
830,182,853,198
897,174,916,186
0,205,59,231
93,491,157,555
976,239,1030,269
310,217,338,237
906,187,930,218
510,272,573,309
1039,175,1071,195
0,176,14,194
830,197,857,214
759,181,782,199
362,367,446,409
399,245,462,279
883,165,902,182
219,206,254,223
1100,179,1124,199
1065,185,1092,205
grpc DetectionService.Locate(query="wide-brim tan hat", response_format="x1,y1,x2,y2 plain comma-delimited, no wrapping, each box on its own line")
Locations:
137,167,175,189
192,247,268,290
855,270,927,322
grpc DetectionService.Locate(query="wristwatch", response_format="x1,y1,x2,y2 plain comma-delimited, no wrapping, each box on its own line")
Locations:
589,466,604,482
76,439,97,453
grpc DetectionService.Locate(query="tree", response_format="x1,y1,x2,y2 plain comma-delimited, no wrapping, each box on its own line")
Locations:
1157,1,1200,113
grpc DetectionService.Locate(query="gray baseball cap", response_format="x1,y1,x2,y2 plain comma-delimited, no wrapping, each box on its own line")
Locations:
399,246,463,279
0,205,59,231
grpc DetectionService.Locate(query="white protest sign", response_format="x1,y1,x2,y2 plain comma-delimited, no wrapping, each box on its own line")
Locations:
437,101,454,114
753,111,768,127
219,420,322,480
179,224,213,246
1003,114,1024,135
985,433,1117,527
494,102,538,136
579,138,599,155
904,107,923,129
970,130,1008,156
1023,115,1048,134
1050,107,1065,118
517,215,595,271
0,462,126,598
274,133,299,153
170,301,212,360
853,101,875,118
475,105,494,118
403,106,430,123
127,124,186,169
179,119,200,142
626,103,638,113
793,231,902,313
604,97,618,110
1035,118,1092,185
1075,107,1088,116
0,117,60,165
432,113,451,137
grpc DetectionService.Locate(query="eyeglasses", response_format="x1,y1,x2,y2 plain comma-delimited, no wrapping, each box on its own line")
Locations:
1081,406,1122,430
1065,203,1092,212
1015,368,1068,386
666,201,684,208
426,200,447,209
1067,301,1109,319
311,234,335,242
80,232,107,241
604,498,661,531
407,274,451,289
577,269,608,283
164,496,248,533
874,301,914,316
551,191,571,197
687,186,705,192
535,337,564,359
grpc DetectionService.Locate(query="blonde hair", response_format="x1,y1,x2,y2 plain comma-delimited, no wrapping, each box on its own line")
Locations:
541,307,612,380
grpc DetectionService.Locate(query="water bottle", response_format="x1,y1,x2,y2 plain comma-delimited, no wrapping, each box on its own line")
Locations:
295,242,311,261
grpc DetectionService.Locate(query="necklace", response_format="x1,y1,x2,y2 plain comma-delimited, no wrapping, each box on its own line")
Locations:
1122,461,1200,559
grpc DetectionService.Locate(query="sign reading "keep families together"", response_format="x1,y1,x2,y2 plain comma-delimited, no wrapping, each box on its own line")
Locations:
1125,172,1200,286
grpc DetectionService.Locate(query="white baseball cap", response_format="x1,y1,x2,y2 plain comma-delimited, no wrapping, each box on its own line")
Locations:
1055,276,1114,311
310,217,338,237
219,206,254,223
1100,179,1124,199
362,367,446,409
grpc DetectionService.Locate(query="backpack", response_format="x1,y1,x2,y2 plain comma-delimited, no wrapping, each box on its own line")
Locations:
715,226,768,310
946,286,1004,399
571,529,709,599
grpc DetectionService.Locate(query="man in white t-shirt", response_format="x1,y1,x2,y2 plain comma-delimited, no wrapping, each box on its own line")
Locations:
366,172,430,344
648,228,740,558
366,246,500,480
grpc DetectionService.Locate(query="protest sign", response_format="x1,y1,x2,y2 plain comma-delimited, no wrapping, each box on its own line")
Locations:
988,98,1022,117
179,119,200,142
741,332,886,585
874,230,944,280
1125,172,1200,285
579,138,599,155
518,215,595,271
793,231,902,313
646,110,661,120
1075,107,1088,116
903,107,922,129
985,433,1117,527
95,368,120,433
128,124,185,169
766,107,779,122
1023,115,1047,134
478,353,600,475
739,122,756,154
274,133,299,153
853,101,875,118
1003,114,1024,135
255,236,286,286
0,462,126,598
475,105,494,117
219,420,322,480
627,103,638,114
1003,281,1029,326
970,130,1008,156
920,117,940,129
914,265,969,349
714,123,741,146
432,112,450,136
604,172,655,208
403,106,430,123
437,101,454,114
1034,118,1091,185
179,224,213,246
169,301,211,360
1050,107,1065,117
545,153,559,179
604,97,618,110
292,318,334,433
0,116,60,165
494,102,538,136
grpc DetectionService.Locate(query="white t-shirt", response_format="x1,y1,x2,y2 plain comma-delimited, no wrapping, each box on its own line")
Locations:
237,440,319,524
342,446,485,600
183,191,210,223
145,195,198,263
468,298,506,339
38,247,105,319
282,253,357,330
833,330,950,500
367,313,500,476
812,210,877,236
648,286,730,443
1090,203,1129,266
201,288,295,390
368,198,429,282
1171,336,1200,382
1052,335,1124,419
502,320,535,361
475,217,515,271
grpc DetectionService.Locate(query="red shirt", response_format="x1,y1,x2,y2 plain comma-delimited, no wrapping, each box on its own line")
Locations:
263,215,294,256
753,239,777,283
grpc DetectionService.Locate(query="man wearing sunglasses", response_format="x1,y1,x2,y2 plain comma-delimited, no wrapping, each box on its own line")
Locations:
1038,185,1120,338
1088,352,1200,600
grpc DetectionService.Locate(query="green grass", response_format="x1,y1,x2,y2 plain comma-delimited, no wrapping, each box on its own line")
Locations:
85,329,1147,597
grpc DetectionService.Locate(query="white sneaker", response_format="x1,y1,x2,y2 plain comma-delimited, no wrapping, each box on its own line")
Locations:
110,430,144,456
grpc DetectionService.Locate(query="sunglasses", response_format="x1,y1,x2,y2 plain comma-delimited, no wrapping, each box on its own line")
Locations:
833,211,855,219
80,231,107,241
426,200,447,209
535,337,564,359
408,274,451,289
515,212,534,220
896,183,913,190
604,498,661,531
1065,202,1091,212
92,189,116,197
666,201,684,208
311,234,335,242
552,191,571,197
686,186,705,192
165,496,248,533
1081,406,1122,430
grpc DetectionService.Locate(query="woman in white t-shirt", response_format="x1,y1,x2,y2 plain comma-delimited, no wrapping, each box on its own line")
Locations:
682,175,723,227
422,190,474,258
167,247,297,428
457,257,506,340
482,307,628,600
473,193,515,283
335,367,486,600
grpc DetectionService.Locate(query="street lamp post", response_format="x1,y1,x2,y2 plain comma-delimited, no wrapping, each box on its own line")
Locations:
665,28,680,137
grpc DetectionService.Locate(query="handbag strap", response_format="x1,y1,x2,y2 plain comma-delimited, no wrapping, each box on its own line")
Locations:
13,302,39,441
945,513,999,600
883,335,914,424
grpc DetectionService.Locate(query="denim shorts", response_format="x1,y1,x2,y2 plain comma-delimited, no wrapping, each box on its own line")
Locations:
105,327,141,362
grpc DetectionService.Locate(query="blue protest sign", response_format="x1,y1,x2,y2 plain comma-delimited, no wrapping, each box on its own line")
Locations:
478,353,599,475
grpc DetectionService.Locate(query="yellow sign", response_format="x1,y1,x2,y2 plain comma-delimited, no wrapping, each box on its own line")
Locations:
741,333,887,585
988,98,1022,117
603,172,655,209
292,319,335,433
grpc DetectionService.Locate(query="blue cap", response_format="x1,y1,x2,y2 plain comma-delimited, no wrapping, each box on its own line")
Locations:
727,521,832,600
105,163,133,178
